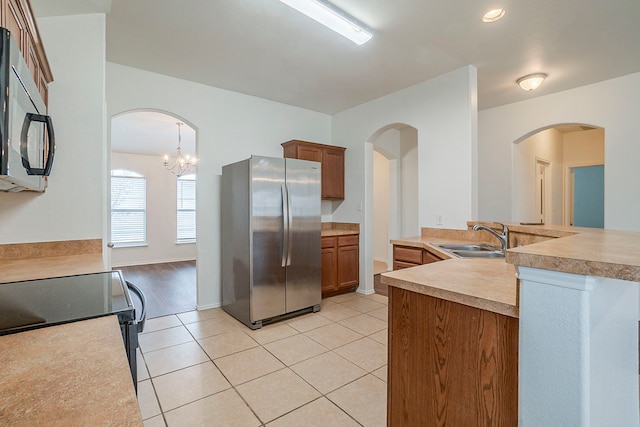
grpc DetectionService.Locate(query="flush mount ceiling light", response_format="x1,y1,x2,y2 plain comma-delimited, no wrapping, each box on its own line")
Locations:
482,8,505,22
279,0,372,45
516,73,547,91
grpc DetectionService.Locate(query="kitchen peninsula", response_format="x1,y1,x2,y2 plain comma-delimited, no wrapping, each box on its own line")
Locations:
382,223,640,426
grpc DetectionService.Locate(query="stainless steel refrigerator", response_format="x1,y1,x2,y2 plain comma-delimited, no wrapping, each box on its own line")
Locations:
221,155,321,329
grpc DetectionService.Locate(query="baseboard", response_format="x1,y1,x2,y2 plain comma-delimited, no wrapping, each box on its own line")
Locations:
196,302,222,310
113,258,196,268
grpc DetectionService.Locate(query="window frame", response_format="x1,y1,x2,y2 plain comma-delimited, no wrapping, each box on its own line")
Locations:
176,174,196,243
110,169,147,247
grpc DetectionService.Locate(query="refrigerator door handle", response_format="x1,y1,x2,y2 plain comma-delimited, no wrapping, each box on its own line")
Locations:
286,183,294,266
281,183,288,268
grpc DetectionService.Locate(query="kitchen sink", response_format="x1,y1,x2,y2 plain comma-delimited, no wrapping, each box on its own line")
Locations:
434,243,499,252
450,250,504,258
432,242,504,258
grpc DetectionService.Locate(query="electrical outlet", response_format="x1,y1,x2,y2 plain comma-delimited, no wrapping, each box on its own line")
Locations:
356,201,363,211
436,213,443,225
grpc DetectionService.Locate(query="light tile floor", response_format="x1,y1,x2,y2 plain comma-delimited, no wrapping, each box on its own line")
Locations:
137,292,389,427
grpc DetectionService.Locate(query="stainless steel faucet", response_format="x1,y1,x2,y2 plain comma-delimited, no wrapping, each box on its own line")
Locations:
472,222,509,252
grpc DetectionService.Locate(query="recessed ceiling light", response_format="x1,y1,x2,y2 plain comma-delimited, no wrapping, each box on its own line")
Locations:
516,73,548,91
482,8,505,23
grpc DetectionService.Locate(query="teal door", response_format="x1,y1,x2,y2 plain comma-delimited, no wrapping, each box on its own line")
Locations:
572,165,604,228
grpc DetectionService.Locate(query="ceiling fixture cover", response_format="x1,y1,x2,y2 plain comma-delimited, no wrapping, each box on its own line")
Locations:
517,73,547,91
482,8,506,22
279,0,372,45
163,122,197,177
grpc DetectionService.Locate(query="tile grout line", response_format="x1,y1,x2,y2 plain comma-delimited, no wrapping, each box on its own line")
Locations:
138,294,389,426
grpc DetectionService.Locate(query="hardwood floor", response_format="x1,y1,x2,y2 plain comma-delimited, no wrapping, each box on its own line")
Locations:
117,261,196,319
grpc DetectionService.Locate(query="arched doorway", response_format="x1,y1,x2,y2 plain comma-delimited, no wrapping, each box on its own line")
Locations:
109,110,199,317
512,124,604,227
366,123,418,293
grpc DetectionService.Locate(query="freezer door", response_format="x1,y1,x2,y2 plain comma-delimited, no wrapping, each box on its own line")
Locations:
250,156,287,321
285,158,321,312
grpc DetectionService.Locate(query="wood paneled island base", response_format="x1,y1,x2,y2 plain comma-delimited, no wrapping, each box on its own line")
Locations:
387,286,518,426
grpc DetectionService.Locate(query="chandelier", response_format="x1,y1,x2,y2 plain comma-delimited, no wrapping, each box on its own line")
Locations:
163,122,197,177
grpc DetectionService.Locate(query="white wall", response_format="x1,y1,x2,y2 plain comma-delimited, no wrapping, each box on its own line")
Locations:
332,66,478,292
513,128,564,224
563,128,605,165
479,72,640,231
0,14,106,247
110,152,196,267
107,63,331,308
400,127,419,236
372,150,389,264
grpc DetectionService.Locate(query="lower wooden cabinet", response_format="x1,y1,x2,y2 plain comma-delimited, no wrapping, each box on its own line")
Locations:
388,287,518,425
321,234,359,297
392,244,443,270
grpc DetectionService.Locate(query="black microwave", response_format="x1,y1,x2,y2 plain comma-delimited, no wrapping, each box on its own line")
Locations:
0,27,54,192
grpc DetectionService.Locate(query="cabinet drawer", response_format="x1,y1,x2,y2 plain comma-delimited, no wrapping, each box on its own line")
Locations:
321,237,336,249
393,261,421,270
423,250,443,264
338,234,358,247
394,246,423,264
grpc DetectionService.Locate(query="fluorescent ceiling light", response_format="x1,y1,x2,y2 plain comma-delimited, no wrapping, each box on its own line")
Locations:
279,0,372,45
517,73,547,91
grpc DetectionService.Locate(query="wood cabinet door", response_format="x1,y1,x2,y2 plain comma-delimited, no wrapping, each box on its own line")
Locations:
388,287,518,425
337,245,359,288
4,0,26,52
296,145,322,163
322,148,345,199
321,246,338,293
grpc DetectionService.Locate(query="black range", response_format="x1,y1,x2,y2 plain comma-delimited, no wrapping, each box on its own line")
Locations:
0,271,145,387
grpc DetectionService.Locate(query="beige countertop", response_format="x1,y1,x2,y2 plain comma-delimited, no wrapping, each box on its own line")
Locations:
382,258,518,317
321,222,359,237
385,233,517,317
383,223,640,317
505,227,640,282
0,316,143,426
322,229,359,237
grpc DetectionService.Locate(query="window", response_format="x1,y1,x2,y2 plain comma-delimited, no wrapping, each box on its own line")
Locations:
177,174,196,242
111,169,146,246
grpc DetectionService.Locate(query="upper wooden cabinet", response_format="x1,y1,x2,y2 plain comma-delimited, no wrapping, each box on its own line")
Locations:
282,140,346,200
1,0,53,106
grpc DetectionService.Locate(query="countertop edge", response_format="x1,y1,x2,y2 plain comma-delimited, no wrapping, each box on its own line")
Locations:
382,270,519,318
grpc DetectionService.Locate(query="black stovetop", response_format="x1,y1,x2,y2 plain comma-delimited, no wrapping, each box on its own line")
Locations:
0,271,134,335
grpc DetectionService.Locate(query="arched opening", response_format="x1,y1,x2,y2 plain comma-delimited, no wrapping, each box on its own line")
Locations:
512,123,604,227
110,110,199,318
366,123,418,294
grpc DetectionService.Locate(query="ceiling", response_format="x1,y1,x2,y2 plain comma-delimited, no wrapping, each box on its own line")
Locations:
110,112,196,156
32,0,640,154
